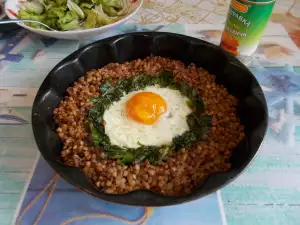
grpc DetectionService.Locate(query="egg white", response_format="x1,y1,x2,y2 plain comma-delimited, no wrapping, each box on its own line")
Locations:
103,85,192,148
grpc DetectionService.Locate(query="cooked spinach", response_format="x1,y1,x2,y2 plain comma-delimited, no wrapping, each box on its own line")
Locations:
104,144,174,165
88,71,212,164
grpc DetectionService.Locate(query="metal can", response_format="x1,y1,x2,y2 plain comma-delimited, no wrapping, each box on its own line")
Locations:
220,0,276,62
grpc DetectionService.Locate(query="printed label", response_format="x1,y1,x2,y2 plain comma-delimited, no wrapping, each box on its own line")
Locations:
220,0,276,56
232,0,248,13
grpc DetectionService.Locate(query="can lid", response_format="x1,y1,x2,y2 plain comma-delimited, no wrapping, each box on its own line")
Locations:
239,0,276,4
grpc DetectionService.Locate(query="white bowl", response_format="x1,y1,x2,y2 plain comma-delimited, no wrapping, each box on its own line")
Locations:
5,0,143,40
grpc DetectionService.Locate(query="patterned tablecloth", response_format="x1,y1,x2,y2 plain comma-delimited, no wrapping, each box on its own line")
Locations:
1,1,300,225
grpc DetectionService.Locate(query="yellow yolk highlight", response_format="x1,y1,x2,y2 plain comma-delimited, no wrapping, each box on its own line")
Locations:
126,92,167,125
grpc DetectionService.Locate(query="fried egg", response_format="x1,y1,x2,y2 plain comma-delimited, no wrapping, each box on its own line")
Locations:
103,85,192,148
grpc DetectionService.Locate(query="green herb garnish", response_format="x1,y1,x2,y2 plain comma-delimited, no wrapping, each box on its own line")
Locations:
88,71,212,165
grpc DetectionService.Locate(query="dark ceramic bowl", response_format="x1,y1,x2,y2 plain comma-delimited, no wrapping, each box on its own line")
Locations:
32,32,268,206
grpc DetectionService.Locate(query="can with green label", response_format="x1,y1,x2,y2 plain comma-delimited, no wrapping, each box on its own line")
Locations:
220,0,276,62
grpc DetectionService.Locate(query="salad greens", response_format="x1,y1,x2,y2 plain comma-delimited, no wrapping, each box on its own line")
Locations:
18,0,124,30
88,71,213,165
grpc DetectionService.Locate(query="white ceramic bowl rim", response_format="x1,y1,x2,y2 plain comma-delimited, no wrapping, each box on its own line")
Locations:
5,0,143,34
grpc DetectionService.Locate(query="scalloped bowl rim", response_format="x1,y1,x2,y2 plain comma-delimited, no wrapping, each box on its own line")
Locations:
31,32,269,206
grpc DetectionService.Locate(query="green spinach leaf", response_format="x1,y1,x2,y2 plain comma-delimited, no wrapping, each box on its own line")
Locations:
88,71,212,165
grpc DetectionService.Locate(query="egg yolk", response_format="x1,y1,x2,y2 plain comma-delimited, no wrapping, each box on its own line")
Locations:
126,92,167,125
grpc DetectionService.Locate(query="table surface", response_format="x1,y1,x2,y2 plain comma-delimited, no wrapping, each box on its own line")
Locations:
1,0,300,225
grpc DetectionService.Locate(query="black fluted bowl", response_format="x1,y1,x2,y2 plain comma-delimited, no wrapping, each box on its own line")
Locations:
32,32,268,206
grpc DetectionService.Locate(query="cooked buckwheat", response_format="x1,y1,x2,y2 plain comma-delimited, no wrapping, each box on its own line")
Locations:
53,56,245,196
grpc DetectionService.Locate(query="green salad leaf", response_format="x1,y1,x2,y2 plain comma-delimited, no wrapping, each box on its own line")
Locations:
83,10,97,29
56,0,67,6
18,0,124,31
67,0,85,19
46,6,66,18
19,1,44,14
88,71,212,165
94,5,116,26
101,4,118,17
18,9,46,29
58,10,78,24
102,0,122,9
80,2,94,9
60,19,80,30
